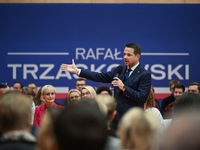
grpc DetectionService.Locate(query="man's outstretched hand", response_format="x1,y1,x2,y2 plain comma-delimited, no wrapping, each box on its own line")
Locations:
60,59,79,75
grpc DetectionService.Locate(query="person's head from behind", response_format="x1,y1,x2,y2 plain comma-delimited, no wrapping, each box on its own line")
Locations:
41,85,56,104
174,93,200,117
75,78,86,92
117,107,159,150
0,83,11,98
173,83,185,101
36,86,45,106
169,80,179,93
95,95,117,126
96,85,112,96
81,85,96,99
0,91,32,134
37,108,62,150
144,86,155,109
54,101,107,150
22,87,35,103
28,83,38,96
13,81,23,93
188,82,200,94
124,43,141,68
159,110,200,150
67,89,81,105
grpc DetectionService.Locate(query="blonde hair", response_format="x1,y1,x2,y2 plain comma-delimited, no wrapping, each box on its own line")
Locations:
95,95,117,121
67,89,81,104
117,107,159,150
82,86,96,98
41,85,56,95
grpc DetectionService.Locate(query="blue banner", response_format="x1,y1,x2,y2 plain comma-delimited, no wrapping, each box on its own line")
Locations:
1,4,200,101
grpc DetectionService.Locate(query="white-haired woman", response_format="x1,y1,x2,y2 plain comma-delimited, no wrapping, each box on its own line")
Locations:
33,85,63,127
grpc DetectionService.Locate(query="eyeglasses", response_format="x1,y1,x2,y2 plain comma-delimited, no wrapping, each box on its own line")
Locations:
70,96,80,100
44,92,55,96
81,92,91,97
76,84,86,87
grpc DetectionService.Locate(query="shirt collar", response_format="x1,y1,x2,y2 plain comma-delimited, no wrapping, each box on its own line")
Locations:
128,62,140,71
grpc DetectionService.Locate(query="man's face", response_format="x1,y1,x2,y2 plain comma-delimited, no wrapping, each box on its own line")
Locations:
188,85,199,94
174,88,184,100
124,47,140,68
13,83,22,92
28,84,37,95
76,80,86,92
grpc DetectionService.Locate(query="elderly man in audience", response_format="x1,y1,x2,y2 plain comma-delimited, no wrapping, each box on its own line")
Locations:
0,91,36,150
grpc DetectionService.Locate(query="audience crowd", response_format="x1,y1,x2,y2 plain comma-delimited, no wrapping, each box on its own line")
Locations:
0,78,200,150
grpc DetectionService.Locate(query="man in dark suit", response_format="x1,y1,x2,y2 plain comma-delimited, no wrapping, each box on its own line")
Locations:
61,43,151,124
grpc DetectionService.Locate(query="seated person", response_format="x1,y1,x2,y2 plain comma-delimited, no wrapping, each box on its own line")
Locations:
66,89,81,105
117,107,160,150
22,87,36,124
33,85,64,127
144,86,165,133
35,86,45,106
96,85,113,96
54,99,108,150
81,85,96,99
0,91,36,150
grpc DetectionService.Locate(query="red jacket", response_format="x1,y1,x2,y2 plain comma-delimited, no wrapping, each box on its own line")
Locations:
33,102,63,127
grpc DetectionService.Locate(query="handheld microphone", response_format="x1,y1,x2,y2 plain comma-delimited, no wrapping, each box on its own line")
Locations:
111,65,123,88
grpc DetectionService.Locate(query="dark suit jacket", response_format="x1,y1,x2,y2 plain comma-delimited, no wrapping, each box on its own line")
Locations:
33,102,63,127
80,63,151,122
160,94,175,116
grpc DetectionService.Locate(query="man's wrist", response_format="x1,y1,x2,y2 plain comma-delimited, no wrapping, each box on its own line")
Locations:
122,85,126,92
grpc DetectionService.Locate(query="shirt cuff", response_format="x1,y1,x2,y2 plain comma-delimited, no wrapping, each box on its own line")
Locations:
78,69,81,75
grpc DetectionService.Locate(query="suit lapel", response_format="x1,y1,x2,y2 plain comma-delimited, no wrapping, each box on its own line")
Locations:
124,63,142,84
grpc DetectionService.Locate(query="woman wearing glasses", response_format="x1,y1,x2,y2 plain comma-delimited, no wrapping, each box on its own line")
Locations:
67,89,81,105
81,86,97,99
33,84,63,127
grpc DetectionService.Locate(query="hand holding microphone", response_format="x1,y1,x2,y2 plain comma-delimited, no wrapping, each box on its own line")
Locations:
111,65,123,88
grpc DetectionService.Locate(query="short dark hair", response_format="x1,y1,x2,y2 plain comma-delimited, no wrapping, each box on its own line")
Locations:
28,83,37,88
189,82,200,92
76,77,86,84
54,99,107,150
125,43,141,55
96,85,112,96
173,83,185,93
14,81,24,89
0,83,10,89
